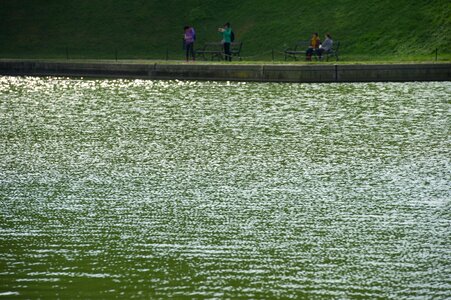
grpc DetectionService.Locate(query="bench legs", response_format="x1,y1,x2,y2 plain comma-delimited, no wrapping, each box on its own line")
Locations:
284,50,338,62
285,54,298,61
325,53,339,61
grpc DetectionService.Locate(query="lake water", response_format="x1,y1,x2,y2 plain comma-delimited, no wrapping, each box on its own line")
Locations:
0,77,450,299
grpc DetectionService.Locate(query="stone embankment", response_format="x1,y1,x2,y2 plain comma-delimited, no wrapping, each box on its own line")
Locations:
0,60,449,82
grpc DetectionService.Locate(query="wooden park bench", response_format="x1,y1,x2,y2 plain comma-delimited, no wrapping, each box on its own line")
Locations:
196,42,243,61
284,40,340,61
284,41,310,61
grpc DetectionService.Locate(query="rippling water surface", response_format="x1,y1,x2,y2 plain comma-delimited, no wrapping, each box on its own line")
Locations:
0,77,450,299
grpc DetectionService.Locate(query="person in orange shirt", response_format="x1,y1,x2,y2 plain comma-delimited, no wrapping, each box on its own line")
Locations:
306,32,321,61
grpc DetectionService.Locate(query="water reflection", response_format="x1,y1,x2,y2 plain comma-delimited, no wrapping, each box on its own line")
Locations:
0,77,450,298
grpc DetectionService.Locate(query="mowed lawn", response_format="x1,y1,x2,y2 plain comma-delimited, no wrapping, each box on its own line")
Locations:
0,0,450,61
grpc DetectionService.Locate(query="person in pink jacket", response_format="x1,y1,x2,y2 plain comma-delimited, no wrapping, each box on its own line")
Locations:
183,26,196,62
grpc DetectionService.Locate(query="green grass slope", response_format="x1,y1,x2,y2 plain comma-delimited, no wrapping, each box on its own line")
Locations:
0,0,449,61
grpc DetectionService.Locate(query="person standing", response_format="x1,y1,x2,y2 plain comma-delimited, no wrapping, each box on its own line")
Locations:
306,32,321,61
183,26,196,62
218,22,233,61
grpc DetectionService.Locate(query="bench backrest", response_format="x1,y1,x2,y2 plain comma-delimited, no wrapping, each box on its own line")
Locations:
231,42,242,53
294,41,310,50
293,40,339,52
201,42,223,50
201,41,242,52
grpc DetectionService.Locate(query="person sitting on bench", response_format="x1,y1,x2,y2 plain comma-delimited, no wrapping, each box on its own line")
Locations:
306,32,321,61
316,33,333,60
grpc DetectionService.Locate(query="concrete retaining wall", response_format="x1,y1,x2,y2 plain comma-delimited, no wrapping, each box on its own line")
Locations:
0,60,449,82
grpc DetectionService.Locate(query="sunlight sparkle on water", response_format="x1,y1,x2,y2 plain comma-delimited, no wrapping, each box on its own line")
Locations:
0,77,450,299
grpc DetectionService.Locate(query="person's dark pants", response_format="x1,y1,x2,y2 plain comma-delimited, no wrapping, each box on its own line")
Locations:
316,48,325,60
306,47,315,61
224,42,232,61
185,42,195,61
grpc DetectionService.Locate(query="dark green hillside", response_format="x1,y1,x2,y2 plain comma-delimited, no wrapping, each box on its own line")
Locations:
0,0,449,61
